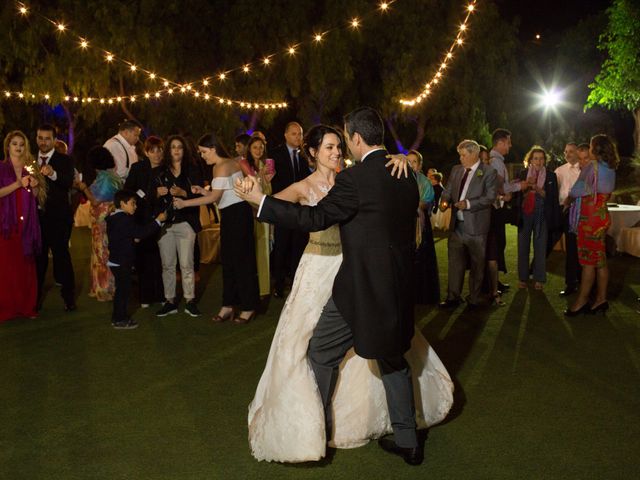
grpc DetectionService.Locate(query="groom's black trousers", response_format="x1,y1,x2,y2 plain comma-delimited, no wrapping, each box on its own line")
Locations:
308,297,418,448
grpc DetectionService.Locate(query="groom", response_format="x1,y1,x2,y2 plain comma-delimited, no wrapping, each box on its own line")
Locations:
237,107,423,465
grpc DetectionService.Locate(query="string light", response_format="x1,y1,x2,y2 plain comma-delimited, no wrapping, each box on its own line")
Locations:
400,1,479,107
79,39,88,49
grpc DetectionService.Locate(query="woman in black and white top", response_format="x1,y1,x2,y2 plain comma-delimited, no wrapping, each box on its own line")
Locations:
173,133,259,324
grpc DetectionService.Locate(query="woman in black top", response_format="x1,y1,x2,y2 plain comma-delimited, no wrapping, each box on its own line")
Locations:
124,136,165,307
154,135,203,317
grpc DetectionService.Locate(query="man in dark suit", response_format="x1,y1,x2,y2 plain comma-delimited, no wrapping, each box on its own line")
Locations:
440,140,497,308
237,108,424,465
269,121,311,297
35,124,76,311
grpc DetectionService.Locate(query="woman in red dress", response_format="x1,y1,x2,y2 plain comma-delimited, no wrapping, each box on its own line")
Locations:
0,131,47,322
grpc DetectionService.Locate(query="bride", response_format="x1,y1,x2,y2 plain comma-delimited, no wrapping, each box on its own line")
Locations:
246,125,453,463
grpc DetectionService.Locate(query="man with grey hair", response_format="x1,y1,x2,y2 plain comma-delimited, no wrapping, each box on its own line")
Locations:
439,139,497,308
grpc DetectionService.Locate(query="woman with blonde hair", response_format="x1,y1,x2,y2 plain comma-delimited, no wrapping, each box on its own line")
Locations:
513,146,560,290
565,134,618,316
0,131,47,321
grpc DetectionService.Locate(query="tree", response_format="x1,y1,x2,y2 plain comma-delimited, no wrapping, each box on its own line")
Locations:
587,0,640,154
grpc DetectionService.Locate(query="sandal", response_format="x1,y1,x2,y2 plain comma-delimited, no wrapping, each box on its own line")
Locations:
234,311,256,324
518,281,528,289
534,282,544,290
212,308,234,323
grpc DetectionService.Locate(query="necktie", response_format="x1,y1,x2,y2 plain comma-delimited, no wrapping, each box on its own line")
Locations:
40,156,48,165
458,168,471,200
291,149,299,181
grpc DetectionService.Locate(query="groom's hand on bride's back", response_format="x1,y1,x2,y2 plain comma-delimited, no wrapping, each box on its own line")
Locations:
385,154,410,179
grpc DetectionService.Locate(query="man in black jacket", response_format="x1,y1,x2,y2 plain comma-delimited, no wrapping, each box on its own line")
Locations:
269,121,311,297
35,124,76,311
107,190,166,329
237,108,424,465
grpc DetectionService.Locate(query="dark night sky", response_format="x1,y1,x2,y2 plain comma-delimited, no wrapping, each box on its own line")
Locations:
497,0,612,39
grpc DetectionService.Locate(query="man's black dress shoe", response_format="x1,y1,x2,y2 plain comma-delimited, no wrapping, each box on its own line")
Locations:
498,281,510,292
438,299,461,309
559,286,577,296
64,303,77,312
378,438,423,466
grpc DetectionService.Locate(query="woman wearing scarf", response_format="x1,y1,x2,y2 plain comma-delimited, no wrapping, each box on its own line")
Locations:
76,146,122,301
564,134,618,316
0,131,47,321
513,146,560,290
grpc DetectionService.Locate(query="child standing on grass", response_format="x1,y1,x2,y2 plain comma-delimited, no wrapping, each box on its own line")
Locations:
106,190,166,329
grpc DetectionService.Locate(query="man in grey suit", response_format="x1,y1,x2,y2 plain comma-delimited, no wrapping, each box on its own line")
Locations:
439,140,497,308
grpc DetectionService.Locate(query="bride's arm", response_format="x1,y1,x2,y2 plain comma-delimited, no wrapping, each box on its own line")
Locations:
273,181,304,204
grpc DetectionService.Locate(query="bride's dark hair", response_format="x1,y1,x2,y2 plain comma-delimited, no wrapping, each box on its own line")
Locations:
301,124,344,169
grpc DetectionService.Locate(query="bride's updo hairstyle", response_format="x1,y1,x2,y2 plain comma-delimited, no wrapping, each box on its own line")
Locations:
301,124,344,169
198,133,230,158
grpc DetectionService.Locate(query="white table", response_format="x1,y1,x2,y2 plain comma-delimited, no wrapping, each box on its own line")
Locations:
608,204,640,253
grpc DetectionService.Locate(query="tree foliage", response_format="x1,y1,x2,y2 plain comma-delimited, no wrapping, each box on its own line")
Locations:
587,0,640,152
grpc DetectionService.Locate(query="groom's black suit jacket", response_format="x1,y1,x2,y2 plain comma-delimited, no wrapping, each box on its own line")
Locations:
259,149,419,359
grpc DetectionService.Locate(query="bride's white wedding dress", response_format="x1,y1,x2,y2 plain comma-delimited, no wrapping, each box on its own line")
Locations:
248,197,454,463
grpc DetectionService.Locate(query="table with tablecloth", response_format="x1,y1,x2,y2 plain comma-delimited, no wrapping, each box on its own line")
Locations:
608,204,640,256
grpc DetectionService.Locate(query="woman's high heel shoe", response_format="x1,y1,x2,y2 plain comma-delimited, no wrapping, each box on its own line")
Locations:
234,311,256,324
212,309,234,323
589,301,609,315
564,303,591,317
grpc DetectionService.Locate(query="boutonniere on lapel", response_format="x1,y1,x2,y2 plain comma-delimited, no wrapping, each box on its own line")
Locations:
476,169,484,177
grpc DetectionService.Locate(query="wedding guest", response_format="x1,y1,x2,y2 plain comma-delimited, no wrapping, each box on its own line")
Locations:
439,140,497,308
154,135,203,317
35,124,76,311
0,131,46,321
75,147,122,301
234,133,251,159
565,134,618,316
241,136,275,297
174,134,259,324
123,136,165,307
103,120,141,180
270,122,310,297
513,146,560,290
430,171,444,215
407,150,439,304
555,142,582,296
489,128,514,293
483,144,506,305
106,190,166,329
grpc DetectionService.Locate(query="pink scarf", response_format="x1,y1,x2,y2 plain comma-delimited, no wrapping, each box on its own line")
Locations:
522,165,546,215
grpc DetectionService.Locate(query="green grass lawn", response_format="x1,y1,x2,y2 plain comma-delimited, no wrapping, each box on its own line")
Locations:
1,226,639,479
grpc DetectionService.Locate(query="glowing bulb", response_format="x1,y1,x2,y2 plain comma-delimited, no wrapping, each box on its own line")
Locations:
108,99,113,104
144,93,150,99
541,89,561,108
130,96,135,102
186,85,192,90
180,86,186,93
19,6,28,15
204,94,210,100
447,52,453,59
149,73,156,79
460,24,467,31
351,18,360,28
535,34,541,40
57,23,66,32
80,39,88,49
457,38,463,45
288,46,296,55
167,89,173,94
226,100,231,105
18,93,24,98
99,98,105,104
73,96,78,102
194,92,200,97
155,92,160,98
219,73,226,80
4,92,10,97
163,81,170,87
44,94,50,100
203,79,209,86
314,34,323,42
106,53,114,62
130,65,137,72
468,4,475,11
218,98,224,104
116,96,122,101
380,2,389,11
243,65,250,73
263,58,270,65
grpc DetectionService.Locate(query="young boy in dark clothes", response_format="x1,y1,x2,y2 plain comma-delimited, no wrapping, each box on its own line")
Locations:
106,190,166,329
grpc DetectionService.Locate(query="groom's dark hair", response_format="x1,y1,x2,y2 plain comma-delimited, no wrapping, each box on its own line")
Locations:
344,107,384,146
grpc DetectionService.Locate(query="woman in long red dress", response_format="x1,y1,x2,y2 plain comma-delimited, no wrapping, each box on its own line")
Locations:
0,131,47,322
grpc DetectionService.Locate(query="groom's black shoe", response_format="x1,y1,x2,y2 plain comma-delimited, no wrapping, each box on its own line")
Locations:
378,438,423,466
439,299,461,309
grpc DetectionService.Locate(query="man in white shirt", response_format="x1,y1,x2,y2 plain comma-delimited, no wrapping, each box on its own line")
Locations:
556,143,583,295
103,120,141,179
